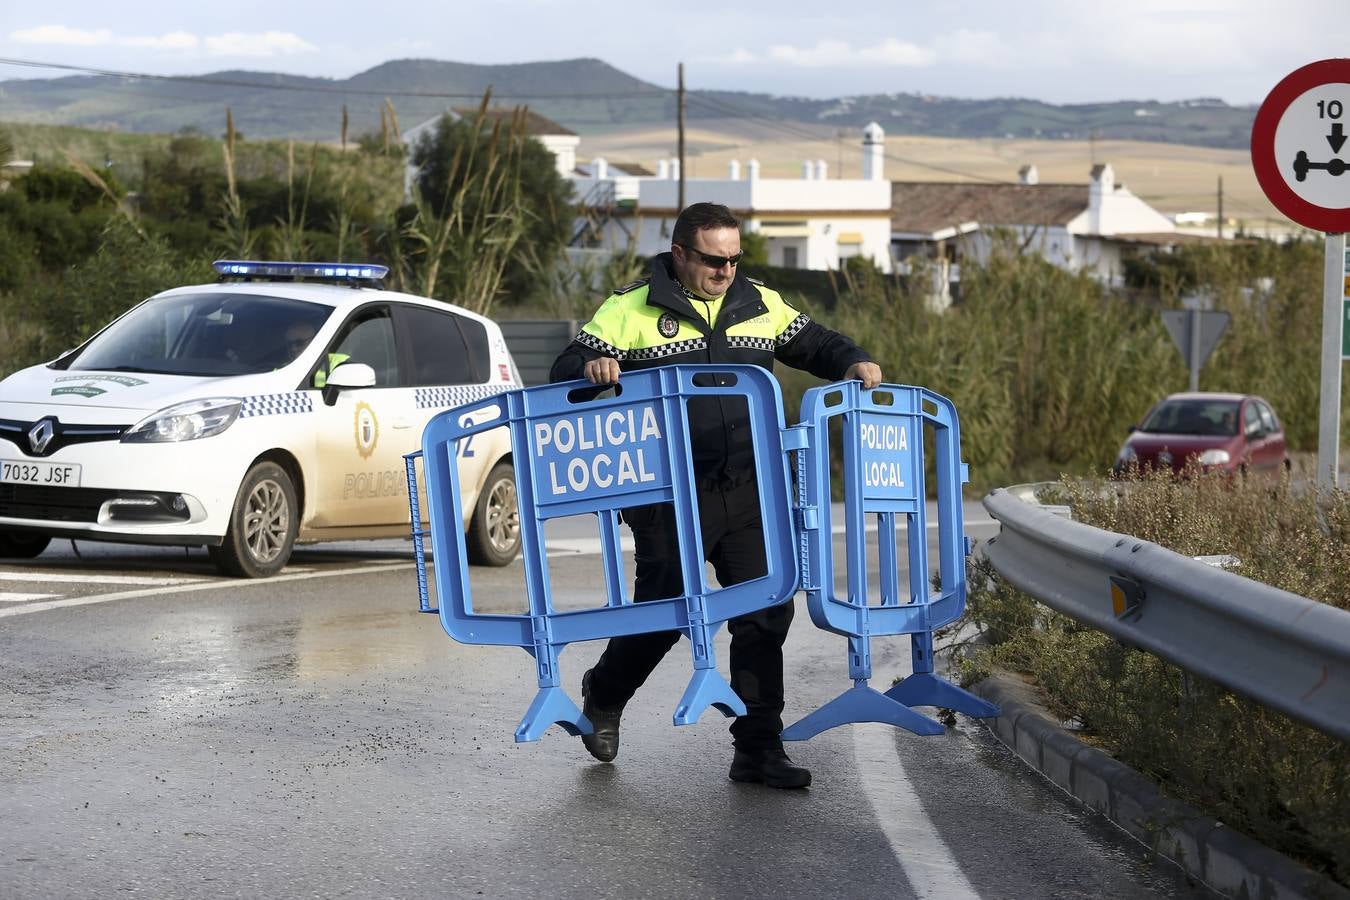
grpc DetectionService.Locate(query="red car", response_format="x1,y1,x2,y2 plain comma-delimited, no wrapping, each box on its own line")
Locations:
1113,392,1290,477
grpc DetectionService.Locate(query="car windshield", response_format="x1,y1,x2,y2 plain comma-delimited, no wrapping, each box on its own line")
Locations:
61,293,333,377
1140,399,1240,437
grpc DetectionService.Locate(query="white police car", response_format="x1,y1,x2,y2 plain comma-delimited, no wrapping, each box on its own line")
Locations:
0,260,523,577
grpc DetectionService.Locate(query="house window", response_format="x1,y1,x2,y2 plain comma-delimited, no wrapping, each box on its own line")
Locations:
783,246,799,269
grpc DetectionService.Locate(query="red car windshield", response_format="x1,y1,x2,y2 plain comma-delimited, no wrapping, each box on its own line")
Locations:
1140,399,1240,437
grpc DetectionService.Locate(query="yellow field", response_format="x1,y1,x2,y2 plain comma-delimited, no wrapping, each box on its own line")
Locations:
581,118,1290,233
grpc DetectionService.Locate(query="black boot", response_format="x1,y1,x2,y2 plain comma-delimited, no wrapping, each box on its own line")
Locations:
729,746,811,789
580,669,622,762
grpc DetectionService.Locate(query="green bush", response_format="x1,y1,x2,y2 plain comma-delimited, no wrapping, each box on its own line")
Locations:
963,472,1350,885
3,219,212,371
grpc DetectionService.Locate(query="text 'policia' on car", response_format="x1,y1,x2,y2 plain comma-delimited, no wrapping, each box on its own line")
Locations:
0,260,524,577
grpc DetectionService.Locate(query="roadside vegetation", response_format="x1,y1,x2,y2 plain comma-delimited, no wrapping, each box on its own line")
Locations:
959,471,1349,885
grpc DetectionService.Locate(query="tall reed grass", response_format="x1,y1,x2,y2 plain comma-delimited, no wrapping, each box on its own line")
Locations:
778,236,1341,490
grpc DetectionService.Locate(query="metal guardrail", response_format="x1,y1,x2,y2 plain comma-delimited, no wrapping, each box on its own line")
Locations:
982,486,1350,742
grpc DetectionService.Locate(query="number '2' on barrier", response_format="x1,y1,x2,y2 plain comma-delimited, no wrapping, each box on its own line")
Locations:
411,365,799,742
781,382,998,741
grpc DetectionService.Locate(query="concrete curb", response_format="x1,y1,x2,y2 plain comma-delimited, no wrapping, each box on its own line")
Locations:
968,672,1349,900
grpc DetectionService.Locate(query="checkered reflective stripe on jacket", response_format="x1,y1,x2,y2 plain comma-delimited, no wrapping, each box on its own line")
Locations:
241,393,314,418
574,330,710,361
414,383,512,410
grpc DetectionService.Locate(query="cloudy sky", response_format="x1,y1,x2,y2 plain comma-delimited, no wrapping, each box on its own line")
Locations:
0,1,1343,105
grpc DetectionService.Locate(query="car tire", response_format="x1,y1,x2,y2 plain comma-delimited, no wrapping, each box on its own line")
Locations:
0,530,51,559
209,461,298,578
466,461,521,567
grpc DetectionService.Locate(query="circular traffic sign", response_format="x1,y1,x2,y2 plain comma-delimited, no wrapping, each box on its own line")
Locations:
1251,58,1350,233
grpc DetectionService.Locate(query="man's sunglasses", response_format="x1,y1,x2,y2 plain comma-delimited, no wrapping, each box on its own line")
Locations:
679,245,743,268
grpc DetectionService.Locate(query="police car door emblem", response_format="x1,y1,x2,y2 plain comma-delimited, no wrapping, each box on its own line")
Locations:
657,314,680,338
354,402,379,459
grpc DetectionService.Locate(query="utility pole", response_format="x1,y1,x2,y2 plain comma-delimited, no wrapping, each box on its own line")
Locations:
677,62,686,211
1216,175,1224,239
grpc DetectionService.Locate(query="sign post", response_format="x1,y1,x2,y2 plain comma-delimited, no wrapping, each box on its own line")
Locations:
1252,59,1350,490
1160,309,1230,391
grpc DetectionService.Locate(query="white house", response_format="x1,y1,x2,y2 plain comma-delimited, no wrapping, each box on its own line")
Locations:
567,123,895,274
890,163,1219,304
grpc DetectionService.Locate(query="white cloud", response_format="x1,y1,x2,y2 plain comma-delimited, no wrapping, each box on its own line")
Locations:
931,29,1009,66
724,32,1021,70
203,31,317,57
11,25,114,46
8,24,315,57
124,31,199,51
764,38,936,68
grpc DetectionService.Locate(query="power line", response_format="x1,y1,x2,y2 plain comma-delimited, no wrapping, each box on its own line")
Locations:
0,56,673,101
683,92,1013,183
0,54,1044,185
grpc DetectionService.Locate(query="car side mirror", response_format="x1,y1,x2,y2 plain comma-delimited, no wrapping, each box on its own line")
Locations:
321,362,376,406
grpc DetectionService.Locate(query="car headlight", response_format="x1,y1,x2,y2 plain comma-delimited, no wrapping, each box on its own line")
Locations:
1197,448,1231,466
122,398,242,443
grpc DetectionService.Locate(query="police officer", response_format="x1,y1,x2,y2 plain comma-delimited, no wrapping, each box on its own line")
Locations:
550,202,882,789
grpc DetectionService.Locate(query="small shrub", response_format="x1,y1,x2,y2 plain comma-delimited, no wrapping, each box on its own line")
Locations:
964,472,1350,884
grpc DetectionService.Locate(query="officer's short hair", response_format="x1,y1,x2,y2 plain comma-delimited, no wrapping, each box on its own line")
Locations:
672,203,740,247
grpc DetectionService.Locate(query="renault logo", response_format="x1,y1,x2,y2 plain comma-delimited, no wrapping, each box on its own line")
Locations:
28,418,55,455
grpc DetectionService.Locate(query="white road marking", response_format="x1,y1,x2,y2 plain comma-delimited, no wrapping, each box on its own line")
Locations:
0,572,204,586
853,724,982,900
0,591,59,602
0,562,416,619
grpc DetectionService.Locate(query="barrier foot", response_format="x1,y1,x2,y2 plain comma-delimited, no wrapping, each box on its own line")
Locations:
782,685,944,741
672,669,746,726
514,686,587,743
884,673,1000,719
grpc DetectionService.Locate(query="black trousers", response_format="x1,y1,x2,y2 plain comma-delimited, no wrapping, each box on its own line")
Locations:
586,479,794,751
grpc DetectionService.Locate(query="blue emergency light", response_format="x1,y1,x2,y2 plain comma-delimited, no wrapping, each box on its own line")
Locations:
212,259,389,283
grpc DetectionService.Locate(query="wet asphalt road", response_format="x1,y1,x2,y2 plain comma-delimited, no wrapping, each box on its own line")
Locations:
0,507,1213,899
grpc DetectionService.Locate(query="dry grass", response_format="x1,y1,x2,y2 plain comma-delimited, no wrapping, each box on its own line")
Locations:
580,119,1289,233
962,471,1350,885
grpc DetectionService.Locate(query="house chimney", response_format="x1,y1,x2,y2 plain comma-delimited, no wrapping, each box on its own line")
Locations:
862,121,885,181
747,158,760,181
669,158,680,180
593,157,608,180
815,159,828,180
656,159,669,179
729,159,741,180
802,160,815,180
1088,162,1115,234
1018,164,1038,185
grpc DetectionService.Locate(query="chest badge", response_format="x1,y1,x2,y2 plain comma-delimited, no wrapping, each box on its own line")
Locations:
657,313,680,338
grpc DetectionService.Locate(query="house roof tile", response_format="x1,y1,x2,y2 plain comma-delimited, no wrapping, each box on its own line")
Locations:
891,181,1088,235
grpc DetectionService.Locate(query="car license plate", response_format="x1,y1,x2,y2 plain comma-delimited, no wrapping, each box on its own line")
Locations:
0,459,82,487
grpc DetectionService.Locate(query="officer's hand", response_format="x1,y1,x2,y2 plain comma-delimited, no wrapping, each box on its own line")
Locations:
845,361,883,389
584,357,621,385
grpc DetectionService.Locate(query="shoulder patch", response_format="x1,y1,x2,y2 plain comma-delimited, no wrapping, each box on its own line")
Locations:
613,278,650,295
745,276,765,286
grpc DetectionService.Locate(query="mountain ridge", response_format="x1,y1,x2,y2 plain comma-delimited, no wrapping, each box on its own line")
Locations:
0,56,1255,149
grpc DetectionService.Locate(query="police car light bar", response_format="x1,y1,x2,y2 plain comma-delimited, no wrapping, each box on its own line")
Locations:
212,260,390,283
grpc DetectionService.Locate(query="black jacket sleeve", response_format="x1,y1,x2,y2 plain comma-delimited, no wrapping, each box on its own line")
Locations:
774,318,872,382
548,339,603,384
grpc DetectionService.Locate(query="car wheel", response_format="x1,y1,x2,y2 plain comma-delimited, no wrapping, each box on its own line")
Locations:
467,461,521,567
0,530,51,559
209,461,298,578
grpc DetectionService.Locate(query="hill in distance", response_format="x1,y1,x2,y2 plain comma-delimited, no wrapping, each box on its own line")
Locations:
0,57,1256,150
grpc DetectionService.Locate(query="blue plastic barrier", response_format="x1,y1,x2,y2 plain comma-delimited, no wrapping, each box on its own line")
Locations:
780,382,998,741
408,365,799,742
